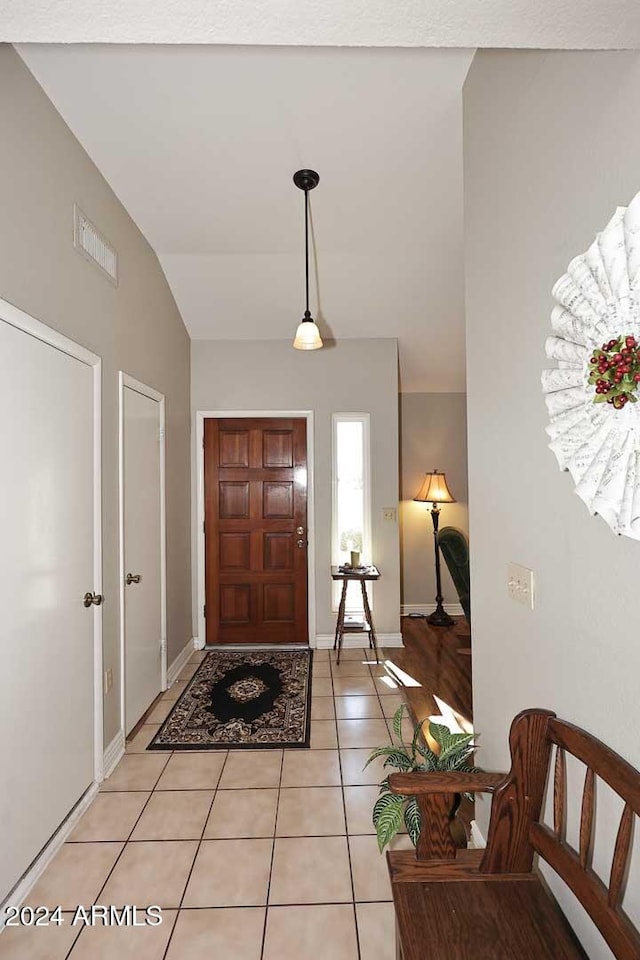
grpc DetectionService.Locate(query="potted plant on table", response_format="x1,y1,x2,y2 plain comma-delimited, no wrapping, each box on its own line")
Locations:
366,705,479,852
340,528,363,567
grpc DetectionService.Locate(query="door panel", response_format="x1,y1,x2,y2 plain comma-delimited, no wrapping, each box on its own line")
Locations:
204,417,308,645
123,385,162,734
0,318,95,903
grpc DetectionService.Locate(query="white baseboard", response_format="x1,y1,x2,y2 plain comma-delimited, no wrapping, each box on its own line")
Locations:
470,819,486,849
102,729,125,780
167,638,198,686
401,603,464,617
315,633,404,649
193,636,205,651
1,782,99,926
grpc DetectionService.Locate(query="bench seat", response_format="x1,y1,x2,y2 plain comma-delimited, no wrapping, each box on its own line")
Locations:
388,850,587,960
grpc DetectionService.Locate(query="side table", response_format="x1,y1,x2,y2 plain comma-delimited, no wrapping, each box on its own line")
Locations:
331,565,381,665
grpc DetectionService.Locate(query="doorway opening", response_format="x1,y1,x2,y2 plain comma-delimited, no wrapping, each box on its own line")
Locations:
196,411,315,647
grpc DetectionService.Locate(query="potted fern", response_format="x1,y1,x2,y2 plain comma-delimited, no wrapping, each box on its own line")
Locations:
366,705,478,852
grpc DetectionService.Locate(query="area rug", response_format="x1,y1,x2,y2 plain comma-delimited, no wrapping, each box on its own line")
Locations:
148,648,312,750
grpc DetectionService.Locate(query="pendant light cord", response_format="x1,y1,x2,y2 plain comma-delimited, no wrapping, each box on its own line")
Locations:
304,188,310,318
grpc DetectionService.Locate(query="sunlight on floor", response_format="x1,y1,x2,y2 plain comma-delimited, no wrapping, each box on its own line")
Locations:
383,660,422,688
429,695,473,735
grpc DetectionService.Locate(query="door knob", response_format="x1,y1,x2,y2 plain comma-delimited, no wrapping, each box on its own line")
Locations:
125,573,142,585
83,592,104,607
296,526,305,535
297,539,306,549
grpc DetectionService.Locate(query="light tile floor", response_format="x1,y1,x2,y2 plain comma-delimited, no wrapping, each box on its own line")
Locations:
0,648,408,960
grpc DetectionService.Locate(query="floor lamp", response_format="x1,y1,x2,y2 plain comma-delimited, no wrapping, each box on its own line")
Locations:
413,470,456,627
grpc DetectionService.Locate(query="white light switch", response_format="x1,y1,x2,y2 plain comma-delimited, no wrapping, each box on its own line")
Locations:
382,508,397,522
507,563,535,609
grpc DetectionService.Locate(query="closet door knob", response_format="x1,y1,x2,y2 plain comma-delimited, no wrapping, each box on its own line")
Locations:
83,592,104,607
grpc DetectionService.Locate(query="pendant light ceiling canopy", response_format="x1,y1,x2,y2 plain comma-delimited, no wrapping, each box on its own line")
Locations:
292,169,323,351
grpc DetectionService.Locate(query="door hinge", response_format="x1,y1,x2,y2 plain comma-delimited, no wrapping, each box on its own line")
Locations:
202,521,205,534
203,605,207,619
158,426,165,441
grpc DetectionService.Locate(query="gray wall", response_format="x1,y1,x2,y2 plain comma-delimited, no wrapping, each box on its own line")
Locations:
400,393,468,610
191,338,401,639
0,46,192,747
464,49,640,955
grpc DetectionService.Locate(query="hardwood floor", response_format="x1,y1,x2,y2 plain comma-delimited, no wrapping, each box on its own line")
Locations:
380,615,475,836
381,615,472,729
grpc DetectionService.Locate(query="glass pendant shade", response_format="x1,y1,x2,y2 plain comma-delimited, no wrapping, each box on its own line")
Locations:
293,316,323,350
413,470,456,504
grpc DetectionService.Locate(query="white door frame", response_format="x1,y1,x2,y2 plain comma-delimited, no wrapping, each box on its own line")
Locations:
118,372,168,737
0,295,104,779
196,410,316,648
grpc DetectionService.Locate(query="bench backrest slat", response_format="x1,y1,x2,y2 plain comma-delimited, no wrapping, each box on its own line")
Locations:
578,766,595,869
609,804,634,910
554,746,567,839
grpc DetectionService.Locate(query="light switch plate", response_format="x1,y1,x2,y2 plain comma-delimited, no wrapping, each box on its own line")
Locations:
507,563,534,609
382,507,397,522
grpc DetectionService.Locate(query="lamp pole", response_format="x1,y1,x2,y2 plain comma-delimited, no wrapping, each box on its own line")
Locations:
428,502,454,627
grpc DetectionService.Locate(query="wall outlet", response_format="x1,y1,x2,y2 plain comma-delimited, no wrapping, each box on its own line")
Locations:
507,563,535,609
382,507,397,522
104,668,113,696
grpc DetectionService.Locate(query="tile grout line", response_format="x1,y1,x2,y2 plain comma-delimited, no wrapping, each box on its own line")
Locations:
159,746,232,960
368,649,395,740
259,737,285,959
62,744,176,959
332,649,363,960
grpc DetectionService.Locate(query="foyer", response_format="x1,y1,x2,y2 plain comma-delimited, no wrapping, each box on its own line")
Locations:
1,625,468,959
2,5,640,959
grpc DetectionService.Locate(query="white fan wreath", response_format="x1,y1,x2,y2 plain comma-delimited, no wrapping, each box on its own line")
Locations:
542,191,640,539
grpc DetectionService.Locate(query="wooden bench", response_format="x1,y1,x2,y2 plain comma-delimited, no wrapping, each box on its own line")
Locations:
386,708,640,959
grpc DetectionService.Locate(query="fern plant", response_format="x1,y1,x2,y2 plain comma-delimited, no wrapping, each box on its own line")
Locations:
366,705,479,852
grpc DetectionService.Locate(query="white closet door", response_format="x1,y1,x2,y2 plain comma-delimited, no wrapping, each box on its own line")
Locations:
123,384,162,734
0,317,96,903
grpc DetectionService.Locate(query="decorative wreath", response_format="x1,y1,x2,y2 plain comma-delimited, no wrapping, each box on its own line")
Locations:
542,191,640,539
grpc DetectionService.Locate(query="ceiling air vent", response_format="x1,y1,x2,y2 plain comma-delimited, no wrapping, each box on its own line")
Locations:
73,204,118,285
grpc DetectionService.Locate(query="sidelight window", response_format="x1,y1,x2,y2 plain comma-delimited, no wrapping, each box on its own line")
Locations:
332,414,371,611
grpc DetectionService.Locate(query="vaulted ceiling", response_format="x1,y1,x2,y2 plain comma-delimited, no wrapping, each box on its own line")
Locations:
18,44,473,391
13,3,640,391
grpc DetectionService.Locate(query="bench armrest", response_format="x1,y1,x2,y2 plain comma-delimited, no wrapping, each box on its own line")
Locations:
387,770,506,861
388,771,506,796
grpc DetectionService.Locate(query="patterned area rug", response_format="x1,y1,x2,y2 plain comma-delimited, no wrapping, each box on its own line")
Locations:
148,649,312,750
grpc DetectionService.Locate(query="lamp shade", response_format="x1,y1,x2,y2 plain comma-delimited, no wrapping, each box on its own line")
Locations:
413,470,456,504
293,317,323,350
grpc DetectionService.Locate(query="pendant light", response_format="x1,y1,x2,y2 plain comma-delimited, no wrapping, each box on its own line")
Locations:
292,169,323,350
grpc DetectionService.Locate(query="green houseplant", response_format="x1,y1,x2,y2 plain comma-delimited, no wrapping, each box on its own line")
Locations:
366,705,479,852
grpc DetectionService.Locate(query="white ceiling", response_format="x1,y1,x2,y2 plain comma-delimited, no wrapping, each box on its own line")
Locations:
6,0,640,48
18,44,473,391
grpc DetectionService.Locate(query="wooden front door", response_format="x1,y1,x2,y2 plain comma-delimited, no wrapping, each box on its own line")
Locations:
204,417,309,645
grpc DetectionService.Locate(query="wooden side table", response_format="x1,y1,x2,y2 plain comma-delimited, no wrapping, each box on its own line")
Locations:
331,565,381,665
